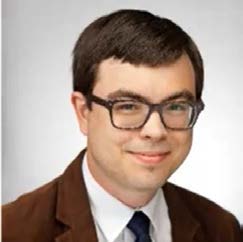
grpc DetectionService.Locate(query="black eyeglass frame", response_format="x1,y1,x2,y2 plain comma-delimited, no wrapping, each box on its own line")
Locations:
87,94,204,131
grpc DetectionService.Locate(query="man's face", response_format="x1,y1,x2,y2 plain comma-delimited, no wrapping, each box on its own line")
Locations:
73,54,196,205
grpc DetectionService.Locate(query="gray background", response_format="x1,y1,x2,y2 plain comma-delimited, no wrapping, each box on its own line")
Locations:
2,0,243,223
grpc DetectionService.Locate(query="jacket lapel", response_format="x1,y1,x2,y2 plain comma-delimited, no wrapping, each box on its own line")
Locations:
55,150,98,242
163,183,204,242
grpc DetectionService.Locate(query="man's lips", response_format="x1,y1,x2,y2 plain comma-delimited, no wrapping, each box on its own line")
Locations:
128,151,170,164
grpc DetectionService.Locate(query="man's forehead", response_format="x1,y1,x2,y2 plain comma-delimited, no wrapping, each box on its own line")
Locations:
94,54,196,101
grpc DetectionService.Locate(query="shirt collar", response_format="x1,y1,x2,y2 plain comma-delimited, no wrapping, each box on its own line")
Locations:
82,152,169,242
141,186,170,240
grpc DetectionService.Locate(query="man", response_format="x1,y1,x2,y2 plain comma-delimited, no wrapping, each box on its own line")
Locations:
2,9,242,242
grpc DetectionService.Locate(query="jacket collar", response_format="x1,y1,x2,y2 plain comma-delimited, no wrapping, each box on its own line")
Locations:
163,183,203,242
55,149,202,242
55,149,98,242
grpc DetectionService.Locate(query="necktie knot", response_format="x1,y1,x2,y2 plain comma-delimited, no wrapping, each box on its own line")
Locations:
127,211,152,242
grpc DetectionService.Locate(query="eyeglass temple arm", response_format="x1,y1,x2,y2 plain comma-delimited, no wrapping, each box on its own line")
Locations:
89,95,112,108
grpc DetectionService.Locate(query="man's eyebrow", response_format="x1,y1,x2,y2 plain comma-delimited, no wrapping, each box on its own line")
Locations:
163,90,195,102
107,90,147,102
107,89,195,103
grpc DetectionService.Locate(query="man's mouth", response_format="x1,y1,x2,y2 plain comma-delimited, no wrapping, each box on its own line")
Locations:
128,151,171,165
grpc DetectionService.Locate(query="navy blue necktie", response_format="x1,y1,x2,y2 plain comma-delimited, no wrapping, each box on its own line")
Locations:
127,211,152,242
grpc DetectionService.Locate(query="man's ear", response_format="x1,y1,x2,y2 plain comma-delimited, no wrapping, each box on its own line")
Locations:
71,91,89,135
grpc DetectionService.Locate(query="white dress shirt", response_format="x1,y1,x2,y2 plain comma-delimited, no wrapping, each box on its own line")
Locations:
82,153,172,242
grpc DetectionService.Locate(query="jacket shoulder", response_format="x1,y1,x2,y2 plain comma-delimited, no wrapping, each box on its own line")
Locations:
165,182,242,241
2,177,63,242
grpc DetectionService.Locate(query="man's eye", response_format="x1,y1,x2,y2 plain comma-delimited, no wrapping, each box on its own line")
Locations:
114,102,141,112
120,104,135,110
166,103,188,111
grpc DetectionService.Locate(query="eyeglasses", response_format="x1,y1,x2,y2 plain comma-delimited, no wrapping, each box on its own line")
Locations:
88,94,204,130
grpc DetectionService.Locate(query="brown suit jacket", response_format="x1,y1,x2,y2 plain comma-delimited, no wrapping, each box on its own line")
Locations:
2,150,242,242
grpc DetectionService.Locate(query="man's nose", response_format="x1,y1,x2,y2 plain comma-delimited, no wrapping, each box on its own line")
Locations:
139,111,168,140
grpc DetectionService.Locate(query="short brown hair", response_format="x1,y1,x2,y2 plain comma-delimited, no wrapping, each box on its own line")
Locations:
72,9,204,100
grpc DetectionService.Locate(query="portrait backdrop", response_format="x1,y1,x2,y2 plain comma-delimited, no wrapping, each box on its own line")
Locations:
2,0,243,223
